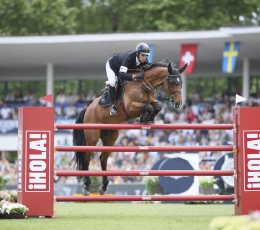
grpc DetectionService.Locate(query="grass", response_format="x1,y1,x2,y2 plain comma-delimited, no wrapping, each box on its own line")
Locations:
0,203,234,230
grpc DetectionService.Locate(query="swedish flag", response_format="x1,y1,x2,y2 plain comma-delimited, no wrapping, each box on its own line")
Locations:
222,42,240,73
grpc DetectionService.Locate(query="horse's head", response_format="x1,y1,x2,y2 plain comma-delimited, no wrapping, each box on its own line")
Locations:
163,63,187,108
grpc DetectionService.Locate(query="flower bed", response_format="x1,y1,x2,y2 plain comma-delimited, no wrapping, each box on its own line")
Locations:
199,177,216,189
0,191,10,201
0,200,29,219
144,176,165,195
0,190,18,202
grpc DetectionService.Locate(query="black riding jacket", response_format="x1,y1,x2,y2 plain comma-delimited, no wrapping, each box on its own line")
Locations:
109,50,150,81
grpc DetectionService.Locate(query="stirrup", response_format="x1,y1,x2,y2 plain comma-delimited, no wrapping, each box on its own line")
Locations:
110,105,118,116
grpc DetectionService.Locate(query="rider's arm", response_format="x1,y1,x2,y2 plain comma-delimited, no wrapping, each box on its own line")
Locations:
118,68,135,81
118,58,136,81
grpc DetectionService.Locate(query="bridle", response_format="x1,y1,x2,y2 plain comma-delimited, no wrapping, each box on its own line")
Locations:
159,74,182,104
125,73,182,105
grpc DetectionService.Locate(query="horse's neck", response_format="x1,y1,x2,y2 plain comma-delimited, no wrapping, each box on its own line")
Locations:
145,66,167,88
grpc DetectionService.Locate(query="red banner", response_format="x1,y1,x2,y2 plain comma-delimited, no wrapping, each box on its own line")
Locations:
179,44,198,74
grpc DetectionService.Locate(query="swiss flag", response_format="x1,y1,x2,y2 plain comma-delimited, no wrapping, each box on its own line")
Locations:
179,44,198,74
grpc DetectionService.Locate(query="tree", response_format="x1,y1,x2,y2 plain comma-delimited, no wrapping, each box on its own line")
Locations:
0,0,78,36
0,0,259,35
74,0,260,33
130,0,260,31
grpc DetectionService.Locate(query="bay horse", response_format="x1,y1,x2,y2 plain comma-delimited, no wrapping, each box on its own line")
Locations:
72,59,187,196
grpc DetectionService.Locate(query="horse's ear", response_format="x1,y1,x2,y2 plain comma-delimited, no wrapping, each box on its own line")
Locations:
167,63,173,75
178,63,188,74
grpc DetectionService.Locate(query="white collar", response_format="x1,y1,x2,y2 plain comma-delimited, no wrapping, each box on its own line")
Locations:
136,57,140,66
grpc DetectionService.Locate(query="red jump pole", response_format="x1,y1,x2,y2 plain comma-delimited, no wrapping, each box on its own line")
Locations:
55,123,234,130
55,195,235,202
55,145,234,152
56,170,235,177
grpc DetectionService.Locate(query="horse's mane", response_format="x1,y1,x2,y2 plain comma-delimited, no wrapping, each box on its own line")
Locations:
153,58,176,68
129,58,176,72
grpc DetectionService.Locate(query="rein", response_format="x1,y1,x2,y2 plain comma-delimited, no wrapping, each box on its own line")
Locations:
123,75,180,105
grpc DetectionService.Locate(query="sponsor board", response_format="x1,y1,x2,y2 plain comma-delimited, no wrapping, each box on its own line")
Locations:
25,131,51,192
243,131,260,191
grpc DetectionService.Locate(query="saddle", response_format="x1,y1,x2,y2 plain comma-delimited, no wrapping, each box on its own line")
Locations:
98,79,126,107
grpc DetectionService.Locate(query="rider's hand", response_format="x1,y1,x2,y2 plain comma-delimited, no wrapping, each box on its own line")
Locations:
135,72,144,79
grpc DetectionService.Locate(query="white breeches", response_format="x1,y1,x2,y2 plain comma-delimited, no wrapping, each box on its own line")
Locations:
106,59,116,87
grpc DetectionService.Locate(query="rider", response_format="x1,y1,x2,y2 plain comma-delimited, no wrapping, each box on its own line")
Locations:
106,43,151,116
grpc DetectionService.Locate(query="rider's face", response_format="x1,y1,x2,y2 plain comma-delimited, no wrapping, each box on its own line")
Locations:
138,53,148,63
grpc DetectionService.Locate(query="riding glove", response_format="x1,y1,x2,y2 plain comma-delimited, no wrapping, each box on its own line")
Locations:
135,72,144,79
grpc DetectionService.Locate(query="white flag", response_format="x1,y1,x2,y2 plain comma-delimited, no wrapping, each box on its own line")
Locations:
235,94,246,104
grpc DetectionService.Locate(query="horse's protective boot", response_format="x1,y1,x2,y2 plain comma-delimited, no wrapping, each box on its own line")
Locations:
108,85,118,116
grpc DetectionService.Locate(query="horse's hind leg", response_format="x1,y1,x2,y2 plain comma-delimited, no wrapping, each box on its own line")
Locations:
82,152,92,196
83,129,100,196
99,130,119,195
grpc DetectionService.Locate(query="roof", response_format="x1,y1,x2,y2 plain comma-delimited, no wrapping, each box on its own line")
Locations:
0,26,260,81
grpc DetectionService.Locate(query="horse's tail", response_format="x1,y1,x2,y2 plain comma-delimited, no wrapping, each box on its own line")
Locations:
72,108,87,170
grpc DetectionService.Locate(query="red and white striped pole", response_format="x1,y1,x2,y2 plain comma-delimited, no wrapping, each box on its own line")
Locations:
55,123,234,130
55,195,235,202
55,145,234,152
55,169,235,177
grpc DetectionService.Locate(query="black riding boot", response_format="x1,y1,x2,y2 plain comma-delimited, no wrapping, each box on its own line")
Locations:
108,85,118,116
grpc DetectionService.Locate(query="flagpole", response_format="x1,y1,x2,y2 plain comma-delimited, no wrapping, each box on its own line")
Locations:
182,73,187,104
242,58,249,100
46,63,54,107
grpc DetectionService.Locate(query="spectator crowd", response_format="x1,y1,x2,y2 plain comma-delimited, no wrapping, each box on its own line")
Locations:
1,88,260,186
0,89,98,119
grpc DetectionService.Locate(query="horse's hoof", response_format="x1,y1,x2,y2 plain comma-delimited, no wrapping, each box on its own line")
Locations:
99,186,106,195
83,188,90,196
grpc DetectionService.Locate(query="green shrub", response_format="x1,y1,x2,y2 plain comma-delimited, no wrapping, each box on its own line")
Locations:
0,174,8,191
199,177,216,189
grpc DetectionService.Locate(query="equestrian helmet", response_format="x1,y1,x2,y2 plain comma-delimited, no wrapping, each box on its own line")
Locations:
136,43,150,55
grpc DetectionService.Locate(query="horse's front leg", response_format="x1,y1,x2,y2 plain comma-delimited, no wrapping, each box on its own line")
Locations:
127,102,154,123
83,153,92,196
140,104,155,123
147,101,162,123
